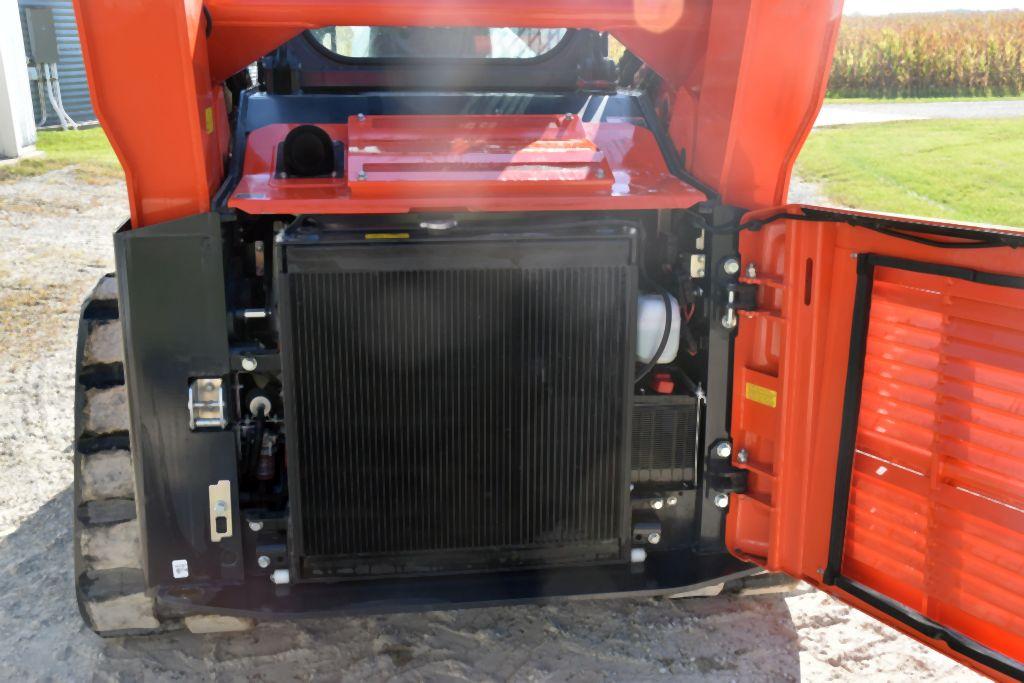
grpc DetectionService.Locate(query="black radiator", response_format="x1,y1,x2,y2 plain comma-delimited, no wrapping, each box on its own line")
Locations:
279,226,637,580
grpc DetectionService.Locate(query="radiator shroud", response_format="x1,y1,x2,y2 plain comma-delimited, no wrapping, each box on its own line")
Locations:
279,226,637,580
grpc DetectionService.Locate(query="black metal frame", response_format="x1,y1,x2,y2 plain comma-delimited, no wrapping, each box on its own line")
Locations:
822,253,1024,679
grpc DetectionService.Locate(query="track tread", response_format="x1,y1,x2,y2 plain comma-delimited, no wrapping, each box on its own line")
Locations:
74,274,170,637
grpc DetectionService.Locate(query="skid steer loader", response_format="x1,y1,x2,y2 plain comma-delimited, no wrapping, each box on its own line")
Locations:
71,1,1024,677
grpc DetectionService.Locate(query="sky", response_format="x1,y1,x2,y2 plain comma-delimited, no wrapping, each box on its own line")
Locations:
844,0,1024,14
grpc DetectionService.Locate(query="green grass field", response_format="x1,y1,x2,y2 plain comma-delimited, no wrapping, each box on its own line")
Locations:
825,95,1024,105
0,127,121,183
795,117,1024,227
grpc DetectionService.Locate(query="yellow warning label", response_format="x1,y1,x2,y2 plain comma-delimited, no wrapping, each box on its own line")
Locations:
364,233,411,240
204,107,215,134
745,382,778,409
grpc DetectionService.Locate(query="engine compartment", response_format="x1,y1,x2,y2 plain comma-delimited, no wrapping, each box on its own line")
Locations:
113,86,753,614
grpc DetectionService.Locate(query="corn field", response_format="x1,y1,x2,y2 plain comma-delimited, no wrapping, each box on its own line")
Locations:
828,11,1024,98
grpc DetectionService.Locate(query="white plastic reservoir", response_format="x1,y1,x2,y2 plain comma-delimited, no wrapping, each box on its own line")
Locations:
636,293,681,365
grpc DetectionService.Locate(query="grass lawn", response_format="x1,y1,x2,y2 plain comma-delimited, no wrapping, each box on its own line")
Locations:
794,117,1024,227
825,95,1024,105
0,127,122,183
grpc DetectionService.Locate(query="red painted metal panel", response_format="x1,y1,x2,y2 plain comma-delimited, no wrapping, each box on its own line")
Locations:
229,117,704,214
345,115,613,198
843,267,1024,663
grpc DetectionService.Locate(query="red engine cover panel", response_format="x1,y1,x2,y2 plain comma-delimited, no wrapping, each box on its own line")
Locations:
228,115,705,215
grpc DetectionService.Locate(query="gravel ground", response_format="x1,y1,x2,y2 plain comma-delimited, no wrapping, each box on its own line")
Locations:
0,169,980,681
815,99,1024,127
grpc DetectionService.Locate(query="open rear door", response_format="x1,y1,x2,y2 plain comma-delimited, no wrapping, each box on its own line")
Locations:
726,205,1024,680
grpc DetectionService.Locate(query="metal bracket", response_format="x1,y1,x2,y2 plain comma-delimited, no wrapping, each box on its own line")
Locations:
208,480,233,542
721,282,759,330
188,377,228,430
706,470,749,494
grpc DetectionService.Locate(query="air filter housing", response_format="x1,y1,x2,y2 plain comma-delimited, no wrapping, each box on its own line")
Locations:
278,221,637,580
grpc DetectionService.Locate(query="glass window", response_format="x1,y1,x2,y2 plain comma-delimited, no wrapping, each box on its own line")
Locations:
309,27,570,60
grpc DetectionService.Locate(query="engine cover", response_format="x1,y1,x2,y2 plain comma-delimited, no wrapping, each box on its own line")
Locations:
278,220,638,580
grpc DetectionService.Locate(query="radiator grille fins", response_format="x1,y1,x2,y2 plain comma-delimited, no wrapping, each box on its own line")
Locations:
631,396,698,483
843,265,1024,660
286,266,631,574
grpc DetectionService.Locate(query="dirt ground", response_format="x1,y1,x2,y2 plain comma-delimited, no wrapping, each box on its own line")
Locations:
0,169,980,681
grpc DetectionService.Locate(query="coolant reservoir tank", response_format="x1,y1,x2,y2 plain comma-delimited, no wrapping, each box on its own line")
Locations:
636,294,681,365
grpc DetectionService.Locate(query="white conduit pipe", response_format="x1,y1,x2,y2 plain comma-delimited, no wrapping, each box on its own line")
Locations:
43,64,78,130
50,65,78,130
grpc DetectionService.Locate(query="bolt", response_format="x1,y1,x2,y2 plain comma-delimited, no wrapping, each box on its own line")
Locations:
722,311,738,330
715,441,733,459
248,520,264,533
357,113,366,122
595,168,606,180
714,493,730,509
723,258,741,276
357,171,367,181
647,531,662,545
667,495,679,507
257,555,271,569
746,262,758,279
650,498,665,511
564,113,575,120
737,448,749,464
241,356,258,372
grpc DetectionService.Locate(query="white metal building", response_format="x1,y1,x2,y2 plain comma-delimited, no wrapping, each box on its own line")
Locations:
18,0,95,126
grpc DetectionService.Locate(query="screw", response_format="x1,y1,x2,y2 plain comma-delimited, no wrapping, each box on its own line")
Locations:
257,555,271,569
746,262,758,279
737,448,749,464
241,356,258,372
214,500,227,513
647,532,662,545
723,258,741,276
248,520,264,533
715,441,733,459
667,495,679,507
714,493,730,509
650,498,665,510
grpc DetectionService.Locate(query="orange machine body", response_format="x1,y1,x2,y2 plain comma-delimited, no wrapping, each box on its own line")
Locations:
71,0,1024,678
72,0,840,228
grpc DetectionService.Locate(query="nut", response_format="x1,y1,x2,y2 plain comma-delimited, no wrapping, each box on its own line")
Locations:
241,356,258,372
248,520,264,533
650,498,665,511
257,555,271,569
667,495,679,507
723,258,741,276
647,532,662,545
713,493,730,509
714,441,733,459
737,449,749,464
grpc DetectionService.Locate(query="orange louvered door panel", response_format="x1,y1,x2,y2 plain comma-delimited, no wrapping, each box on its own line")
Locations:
836,259,1024,670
